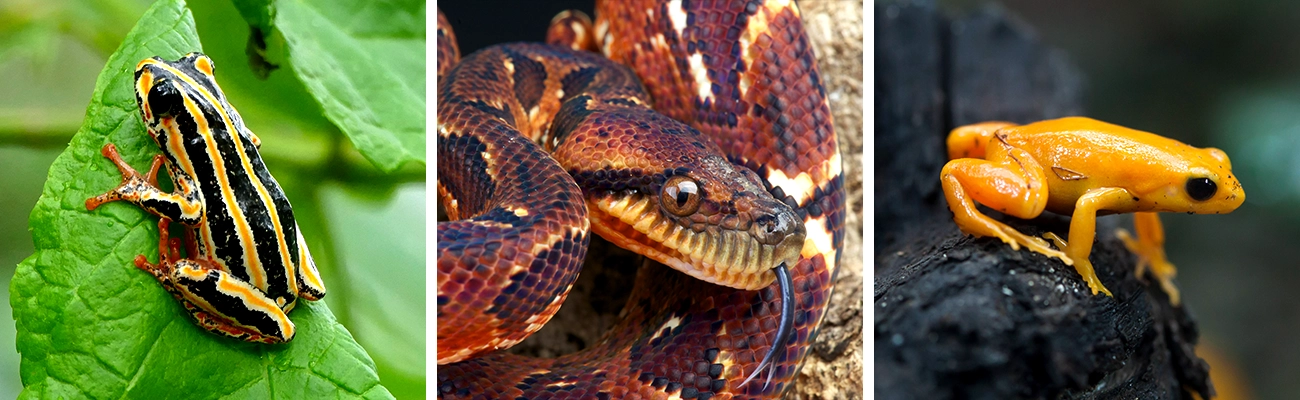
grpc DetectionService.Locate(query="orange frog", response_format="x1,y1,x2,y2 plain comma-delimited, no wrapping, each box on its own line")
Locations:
940,117,1244,304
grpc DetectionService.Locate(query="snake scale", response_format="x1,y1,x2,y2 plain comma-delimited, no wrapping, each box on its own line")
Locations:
436,0,845,398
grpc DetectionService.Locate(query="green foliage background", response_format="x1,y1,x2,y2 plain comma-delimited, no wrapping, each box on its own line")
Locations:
0,0,425,398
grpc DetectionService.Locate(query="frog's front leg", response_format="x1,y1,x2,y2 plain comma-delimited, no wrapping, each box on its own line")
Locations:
85,143,203,226
1043,187,1139,297
941,130,1072,264
140,218,296,343
1116,212,1180,304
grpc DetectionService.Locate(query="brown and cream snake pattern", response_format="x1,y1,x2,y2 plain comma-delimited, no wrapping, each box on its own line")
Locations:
436,1,845,398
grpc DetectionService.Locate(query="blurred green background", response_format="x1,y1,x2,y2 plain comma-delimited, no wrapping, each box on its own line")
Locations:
941,1,1300,398
0,0,424,398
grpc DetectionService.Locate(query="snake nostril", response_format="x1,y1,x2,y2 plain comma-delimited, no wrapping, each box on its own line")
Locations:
759,214,774,232
755,212,804,243
755,214,779,234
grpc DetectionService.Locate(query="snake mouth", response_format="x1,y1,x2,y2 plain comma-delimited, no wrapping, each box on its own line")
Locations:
590,194,806,290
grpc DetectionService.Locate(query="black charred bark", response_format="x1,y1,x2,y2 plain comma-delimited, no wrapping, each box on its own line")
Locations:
873,2,1212,400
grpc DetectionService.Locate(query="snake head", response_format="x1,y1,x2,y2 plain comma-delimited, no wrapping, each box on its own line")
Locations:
557,109,805,290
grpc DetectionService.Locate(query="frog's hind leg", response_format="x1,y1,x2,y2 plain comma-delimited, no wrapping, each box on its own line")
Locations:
136,219,295,344
941,132,1071,265
170,260,296,343
946,121,1018,159
1116,212,1180,304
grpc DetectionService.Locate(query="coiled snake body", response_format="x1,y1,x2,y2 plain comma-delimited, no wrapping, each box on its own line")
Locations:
437,1,845,398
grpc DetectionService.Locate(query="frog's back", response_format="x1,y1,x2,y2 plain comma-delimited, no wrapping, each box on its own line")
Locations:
1003,117,1194,160
154,63,303,304
1000,117,1232,214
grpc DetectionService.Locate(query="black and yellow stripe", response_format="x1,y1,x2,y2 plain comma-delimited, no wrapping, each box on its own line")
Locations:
175,262,295,342
88,53,327,343
137,54,298,301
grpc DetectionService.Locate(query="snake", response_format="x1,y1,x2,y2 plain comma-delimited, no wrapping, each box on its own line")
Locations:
436,0,845,398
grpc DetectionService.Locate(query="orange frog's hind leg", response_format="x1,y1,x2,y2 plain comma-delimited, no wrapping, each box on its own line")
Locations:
941,127,1071,265
946,121,1018,159
1116,212,1180,304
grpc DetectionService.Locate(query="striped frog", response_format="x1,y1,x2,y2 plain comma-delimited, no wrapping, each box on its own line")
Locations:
86,53,326,343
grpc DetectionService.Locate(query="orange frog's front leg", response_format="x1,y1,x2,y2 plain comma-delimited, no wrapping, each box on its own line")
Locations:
1117,212,1181,304
1040,187,1141,297
940,123,1073,267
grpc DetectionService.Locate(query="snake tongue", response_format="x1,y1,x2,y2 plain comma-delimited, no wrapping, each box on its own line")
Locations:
739,261,796,390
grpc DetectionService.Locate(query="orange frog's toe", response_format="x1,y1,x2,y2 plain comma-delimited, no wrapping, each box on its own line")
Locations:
1044,233,1113,298
1070,257,1113,297
1159,278,1182,305
998,230,1067,265
1115,227,1181,304
1115,228,1148,277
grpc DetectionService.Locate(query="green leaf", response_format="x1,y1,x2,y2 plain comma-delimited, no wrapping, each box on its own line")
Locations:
250,0,426,173
320,183,426,400
230,0,274,34
11,0,393,398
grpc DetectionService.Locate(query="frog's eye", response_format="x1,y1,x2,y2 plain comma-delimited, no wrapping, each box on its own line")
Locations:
1186,177,1217,201
147,80,186,119
661,175,703,216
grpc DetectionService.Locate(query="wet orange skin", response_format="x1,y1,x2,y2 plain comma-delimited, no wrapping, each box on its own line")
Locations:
941,117,1244,304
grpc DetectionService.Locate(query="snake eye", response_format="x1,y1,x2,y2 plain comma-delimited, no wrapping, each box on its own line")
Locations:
1185,177,1217,201
661,176,702,216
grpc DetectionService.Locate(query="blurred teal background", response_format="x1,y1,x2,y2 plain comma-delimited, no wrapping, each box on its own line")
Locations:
943,1,1300,398
0,0,425,398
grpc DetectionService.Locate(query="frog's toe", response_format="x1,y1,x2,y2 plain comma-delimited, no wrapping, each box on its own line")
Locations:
990,230,1022,251
1115,228,1151,276
1115,228,1179,282
1069,258,1114,297
1030,240,1072,265
1089,280,1114,297
1158,277,1182,305
1024,232,1072,265
1115,228,1138,250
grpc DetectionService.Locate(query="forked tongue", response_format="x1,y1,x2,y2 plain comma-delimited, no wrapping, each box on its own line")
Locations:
739,262,796,390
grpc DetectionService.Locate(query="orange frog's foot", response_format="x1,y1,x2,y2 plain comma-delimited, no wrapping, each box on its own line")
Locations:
1116,228,1181,305
85,143,167,210
135,219,178,281
976,222,1073,266
1044,232,1114,297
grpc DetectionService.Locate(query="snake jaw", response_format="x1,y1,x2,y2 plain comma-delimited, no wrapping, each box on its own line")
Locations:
590,190,806,290
556,106,809,289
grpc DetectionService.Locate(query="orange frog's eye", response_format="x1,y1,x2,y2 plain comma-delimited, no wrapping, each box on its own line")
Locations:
661,175,702,216
1186,177,1217,201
